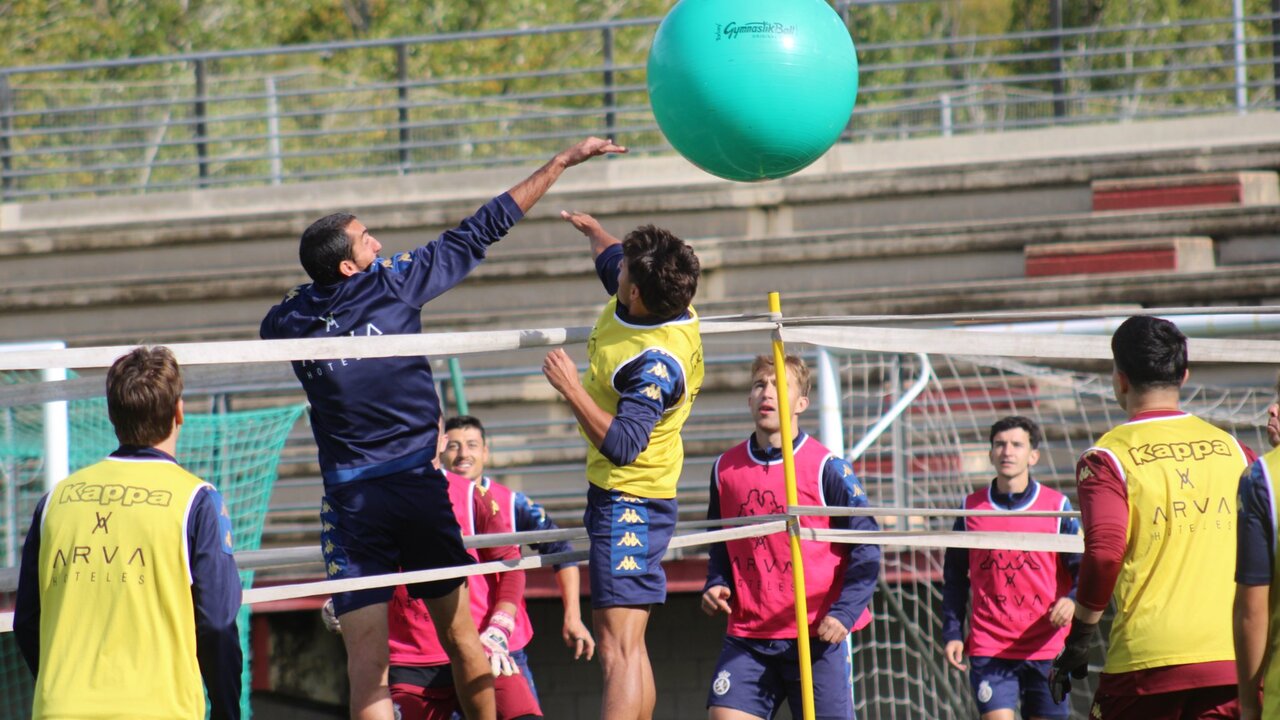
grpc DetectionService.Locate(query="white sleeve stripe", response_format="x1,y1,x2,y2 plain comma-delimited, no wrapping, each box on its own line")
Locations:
818,454,834,508
1085,447,1125,483
1259,461,1279,551
181,483,212,587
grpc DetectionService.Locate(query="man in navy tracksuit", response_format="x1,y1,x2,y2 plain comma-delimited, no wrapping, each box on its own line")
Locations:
260,137,625,720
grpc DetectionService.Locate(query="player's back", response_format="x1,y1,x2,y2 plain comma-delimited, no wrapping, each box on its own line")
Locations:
34,458,209,720
1088,412,1248,673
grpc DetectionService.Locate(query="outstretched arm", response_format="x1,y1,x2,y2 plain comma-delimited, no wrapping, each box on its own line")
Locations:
561,211,623,261
507,137,627,213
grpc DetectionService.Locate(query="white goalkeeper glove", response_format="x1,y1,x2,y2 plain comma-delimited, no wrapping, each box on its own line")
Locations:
478,611,520,677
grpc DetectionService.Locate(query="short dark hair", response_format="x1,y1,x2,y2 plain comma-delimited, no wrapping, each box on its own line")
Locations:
622,225,699,319
106,346,184,447
1111,315,1188,390
989,415,1042,449
299,212,357,286
444,414,487,442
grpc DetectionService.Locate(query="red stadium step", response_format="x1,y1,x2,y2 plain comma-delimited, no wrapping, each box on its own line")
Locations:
1092,171,1279,211
1025,237,1215,278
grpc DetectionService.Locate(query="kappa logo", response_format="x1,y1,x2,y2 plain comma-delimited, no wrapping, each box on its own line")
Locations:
618,508,645,524
1077,464,1095,483
328,561,341,577
712,670,731,696
1090,703,1102,719
641,384,663,400
1128,439,1232,465
616,531,643,548
616,555,641,572
647,361,671,380
58,483,172,508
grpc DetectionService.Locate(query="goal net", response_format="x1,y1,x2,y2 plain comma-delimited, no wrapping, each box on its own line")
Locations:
835,350,1272,719
0,381,304,720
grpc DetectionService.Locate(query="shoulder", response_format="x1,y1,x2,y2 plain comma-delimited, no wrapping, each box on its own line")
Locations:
821,454,857,481
635,348,685,379
1242,453,1276,501
962,486,988,507
1078,446,1123,478
715,439,753,467
266,284,309,312
192,486,236,554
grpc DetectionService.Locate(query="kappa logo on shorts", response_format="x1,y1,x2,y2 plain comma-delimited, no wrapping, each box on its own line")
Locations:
1090,702,1102,719
977,680,993,704
618,508,645,524
712,670,731,696
616,531,643,548
616,555,641,572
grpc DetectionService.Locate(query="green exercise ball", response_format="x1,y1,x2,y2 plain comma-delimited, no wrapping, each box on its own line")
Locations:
646,0,859,182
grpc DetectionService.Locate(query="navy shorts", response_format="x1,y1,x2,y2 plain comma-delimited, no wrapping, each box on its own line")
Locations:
969,656,1069,720
321,466,474,616
706,635,856,720
583,485,677,609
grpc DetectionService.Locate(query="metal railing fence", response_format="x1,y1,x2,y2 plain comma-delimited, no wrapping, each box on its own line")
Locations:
0,7,1276,201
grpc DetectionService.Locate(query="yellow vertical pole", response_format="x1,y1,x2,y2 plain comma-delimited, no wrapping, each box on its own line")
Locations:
768,291,816,720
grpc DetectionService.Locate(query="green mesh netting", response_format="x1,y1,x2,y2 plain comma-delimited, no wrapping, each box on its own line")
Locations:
0,383,304,720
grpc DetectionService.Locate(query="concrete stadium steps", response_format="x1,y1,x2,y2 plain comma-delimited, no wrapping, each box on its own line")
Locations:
5,113,1279,549
0,112,1277,348
2,202,1279,346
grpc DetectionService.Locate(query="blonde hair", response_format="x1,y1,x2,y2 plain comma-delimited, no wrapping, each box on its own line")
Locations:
750,354,811,398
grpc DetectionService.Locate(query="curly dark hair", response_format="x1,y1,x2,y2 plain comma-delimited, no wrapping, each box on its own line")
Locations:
621,225,699,319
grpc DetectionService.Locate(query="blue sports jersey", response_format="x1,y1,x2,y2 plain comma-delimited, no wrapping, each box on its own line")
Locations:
260,194,522,486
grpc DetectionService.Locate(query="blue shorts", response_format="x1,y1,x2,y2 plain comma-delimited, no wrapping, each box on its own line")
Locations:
321,466,474,616
707,635,856,720
584,485,677,609
969,656,1069,720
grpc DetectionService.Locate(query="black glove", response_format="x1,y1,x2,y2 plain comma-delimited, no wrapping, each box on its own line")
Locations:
1048,619,1099,704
